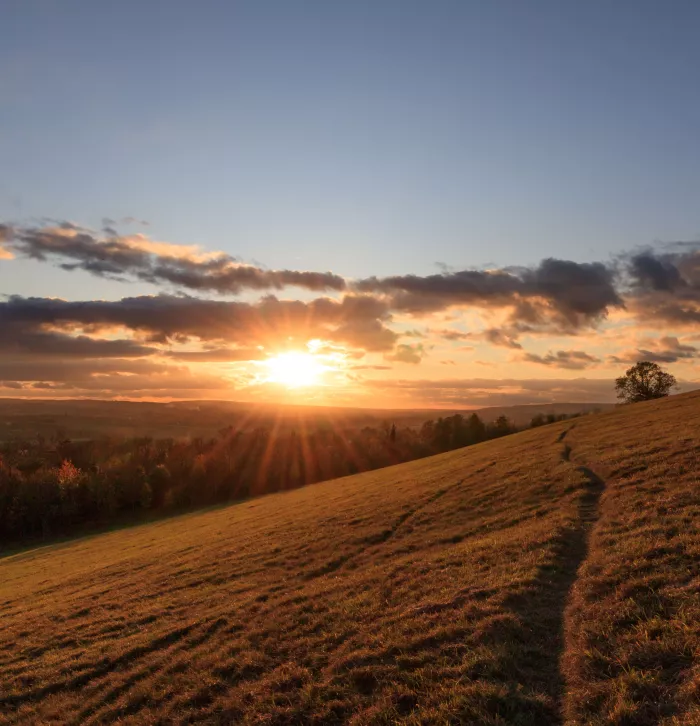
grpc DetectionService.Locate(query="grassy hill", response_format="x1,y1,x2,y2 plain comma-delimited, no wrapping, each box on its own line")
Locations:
1,393,698,725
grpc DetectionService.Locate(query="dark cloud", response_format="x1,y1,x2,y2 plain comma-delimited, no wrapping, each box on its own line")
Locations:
355,269,522,313
608,336,698,365
4,223,346,294
433,328,471,341
0,290,400,399
521,350,600,370
627,251,685,292
0,329,157,358
356,258,622,330
0,293,397,353
519,259,621,325
623,246,700,325
0,358,172,382
145,259,346,295
482,328,523,349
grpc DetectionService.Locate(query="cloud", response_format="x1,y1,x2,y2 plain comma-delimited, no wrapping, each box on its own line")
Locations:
521,350,600,370
0,329,157,358
623,246,700,326
10,218,700,406
433,328,471,341
355,258,622,330
0,224,13,259
17,219,700,342
608,336,698,364
0,357,230,395
481,328,523,349
0,291,401,398
627,251,686,292
3,222,346,294
0,357,173,382
164,348,266,363
0,293,398,353
434,326,522,349
384,343,425,364
360,376,623,406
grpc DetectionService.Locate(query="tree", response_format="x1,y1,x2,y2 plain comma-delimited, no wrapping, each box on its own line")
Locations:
530,413,546,428
466,413,486,443
490,415,514,438
615,361,677,403
148,464,172,508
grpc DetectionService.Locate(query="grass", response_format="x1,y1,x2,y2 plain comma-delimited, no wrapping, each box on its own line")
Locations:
561,393,700,725
0,392,698,724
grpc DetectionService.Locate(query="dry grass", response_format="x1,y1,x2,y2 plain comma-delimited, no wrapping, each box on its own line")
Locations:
1,392,698,724
561,392,700,725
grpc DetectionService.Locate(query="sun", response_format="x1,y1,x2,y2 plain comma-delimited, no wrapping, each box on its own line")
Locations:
263,351,326,388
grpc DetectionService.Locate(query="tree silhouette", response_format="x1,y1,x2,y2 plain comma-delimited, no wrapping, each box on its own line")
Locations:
615,361,677,403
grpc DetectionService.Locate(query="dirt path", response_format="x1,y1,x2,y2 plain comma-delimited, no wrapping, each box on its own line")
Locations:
556,427,607,724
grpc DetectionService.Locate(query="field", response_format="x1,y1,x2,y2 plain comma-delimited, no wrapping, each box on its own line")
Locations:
0,398,613,441
1,393,698,724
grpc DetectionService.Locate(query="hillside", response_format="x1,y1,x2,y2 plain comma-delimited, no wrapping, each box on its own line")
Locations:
1,393,698,724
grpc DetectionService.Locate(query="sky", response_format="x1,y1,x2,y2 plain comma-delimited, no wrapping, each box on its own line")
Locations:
2,1,700,408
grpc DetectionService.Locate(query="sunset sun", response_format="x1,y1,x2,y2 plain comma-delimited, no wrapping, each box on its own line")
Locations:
263,351,326,388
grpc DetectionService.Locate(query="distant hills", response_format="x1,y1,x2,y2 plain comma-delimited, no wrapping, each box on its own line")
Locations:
0,397,615,441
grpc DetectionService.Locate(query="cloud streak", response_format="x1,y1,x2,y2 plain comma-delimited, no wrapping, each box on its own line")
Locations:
3,222,346,294
608,336,698,364
521,350,600,370
384,343,425,364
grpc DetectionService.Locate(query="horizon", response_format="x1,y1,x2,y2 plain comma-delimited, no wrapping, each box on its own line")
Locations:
0,394,616,413
3,1,700,407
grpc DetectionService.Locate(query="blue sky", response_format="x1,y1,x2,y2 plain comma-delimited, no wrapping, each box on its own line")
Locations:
3,0,700,295
2,1,700,405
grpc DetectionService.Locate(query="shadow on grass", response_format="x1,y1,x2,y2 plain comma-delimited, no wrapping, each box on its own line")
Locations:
0,501,236,563
496,464,606,724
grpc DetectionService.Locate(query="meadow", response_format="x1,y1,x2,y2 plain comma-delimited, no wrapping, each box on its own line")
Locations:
0,393,697,724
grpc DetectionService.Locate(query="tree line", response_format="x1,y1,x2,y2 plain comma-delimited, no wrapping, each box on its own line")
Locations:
0,410,583,547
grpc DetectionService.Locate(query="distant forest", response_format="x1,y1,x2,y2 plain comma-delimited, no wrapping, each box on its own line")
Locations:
0,411,581,546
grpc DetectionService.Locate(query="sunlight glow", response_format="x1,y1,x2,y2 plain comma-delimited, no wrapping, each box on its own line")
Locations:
263,351,327,388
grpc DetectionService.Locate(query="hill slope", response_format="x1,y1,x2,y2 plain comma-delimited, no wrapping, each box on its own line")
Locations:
1,393,698,725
